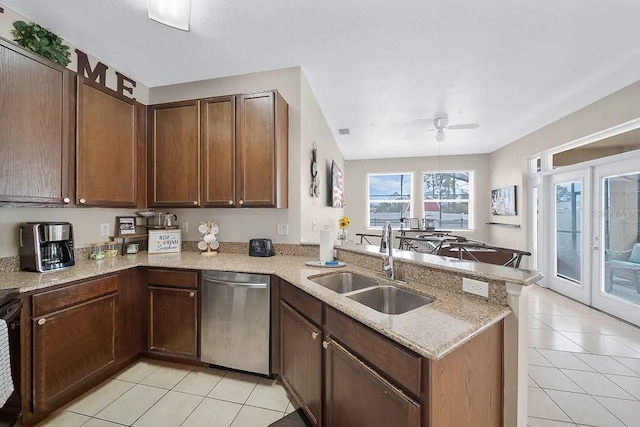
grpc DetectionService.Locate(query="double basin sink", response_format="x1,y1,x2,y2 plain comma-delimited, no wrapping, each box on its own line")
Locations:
309,272,434,315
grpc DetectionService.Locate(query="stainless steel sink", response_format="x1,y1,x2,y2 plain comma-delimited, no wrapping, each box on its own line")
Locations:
310,272,379,294
347,286,434,315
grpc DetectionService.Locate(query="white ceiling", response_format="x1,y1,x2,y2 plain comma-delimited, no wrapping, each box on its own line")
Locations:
5,0,640,159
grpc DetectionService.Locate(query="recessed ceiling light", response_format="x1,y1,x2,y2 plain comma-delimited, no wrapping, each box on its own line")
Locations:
338,128,350,135
147,0,192,31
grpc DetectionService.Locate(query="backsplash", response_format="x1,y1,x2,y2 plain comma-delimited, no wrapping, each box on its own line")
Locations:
0,242,320,272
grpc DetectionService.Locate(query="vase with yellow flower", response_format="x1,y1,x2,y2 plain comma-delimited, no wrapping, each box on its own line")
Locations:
337,216,351,241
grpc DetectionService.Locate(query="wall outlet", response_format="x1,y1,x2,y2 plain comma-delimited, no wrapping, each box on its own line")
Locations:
100,223,110,237
463,277,489,298
277,223,289,235
312,221,317,232
181,222,189,233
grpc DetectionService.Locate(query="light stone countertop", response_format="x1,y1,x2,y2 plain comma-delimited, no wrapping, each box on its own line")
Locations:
337,242,543,285
0,251,511,360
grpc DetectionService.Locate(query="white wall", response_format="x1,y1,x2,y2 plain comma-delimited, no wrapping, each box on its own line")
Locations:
489,79,640,252
344,155,491,243
0,208,138,258
299,70,345,243
0,5,150,103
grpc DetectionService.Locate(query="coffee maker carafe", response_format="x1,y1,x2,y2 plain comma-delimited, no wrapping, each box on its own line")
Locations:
20,222,76,272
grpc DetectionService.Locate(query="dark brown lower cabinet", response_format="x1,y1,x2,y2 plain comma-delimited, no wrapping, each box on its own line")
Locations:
118,268,144,360
280,302,322,426
148,286,198,358
32,294,117,413
325,339,421,427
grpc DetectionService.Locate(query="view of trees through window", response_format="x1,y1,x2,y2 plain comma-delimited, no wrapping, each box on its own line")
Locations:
368,174,412,227
367,172,472,229
423,172,471,230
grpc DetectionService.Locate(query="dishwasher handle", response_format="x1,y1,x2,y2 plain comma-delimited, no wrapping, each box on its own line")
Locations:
202,278,268,289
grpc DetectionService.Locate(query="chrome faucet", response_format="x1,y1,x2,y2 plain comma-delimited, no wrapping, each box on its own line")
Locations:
380,221,395,279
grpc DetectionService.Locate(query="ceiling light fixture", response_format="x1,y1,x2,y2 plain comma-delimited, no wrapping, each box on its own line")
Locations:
147,0,192,31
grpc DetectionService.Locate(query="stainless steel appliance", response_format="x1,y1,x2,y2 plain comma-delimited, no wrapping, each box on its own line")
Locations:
19,222,75,272
201,271,271,375
0,288,21,426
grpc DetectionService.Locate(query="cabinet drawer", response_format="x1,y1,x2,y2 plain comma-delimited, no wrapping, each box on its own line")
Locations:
147,268,198,289
280,280,322,326
32,274,118,317
325,307,422,396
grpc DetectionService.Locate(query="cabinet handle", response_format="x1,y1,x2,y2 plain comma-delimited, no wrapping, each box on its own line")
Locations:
79,198,86,204
37,318,46,326
322,341,329,349
228,200,234,205
312,331,319,340
239,200,244,205
193,201,199,206
63,197,70,204
189,292,195,297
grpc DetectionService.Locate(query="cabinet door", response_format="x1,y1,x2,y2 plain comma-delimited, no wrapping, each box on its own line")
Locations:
148,286,198,358
32,295,117,412
324,339,421,427
149,101,200,207
236,92,277,208
118,268,144,361
0,39,73,206
202,96,236,207
280,302,322,426
76,78,141,207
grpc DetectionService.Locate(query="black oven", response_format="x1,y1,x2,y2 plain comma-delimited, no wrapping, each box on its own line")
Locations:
0,289,21,427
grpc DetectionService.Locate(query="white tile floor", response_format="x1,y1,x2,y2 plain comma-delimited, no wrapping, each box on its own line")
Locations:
34,360,297,427
528,285,640,427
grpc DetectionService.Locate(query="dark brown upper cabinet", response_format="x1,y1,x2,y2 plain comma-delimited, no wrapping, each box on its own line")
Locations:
76,77,146,207
236,91,288,208
152,90,288,209
201,96,236,207
148,100,201,207
0,38,74,206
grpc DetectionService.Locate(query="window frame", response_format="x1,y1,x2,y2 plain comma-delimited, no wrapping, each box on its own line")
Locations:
421,170,474,231
366,172,414,229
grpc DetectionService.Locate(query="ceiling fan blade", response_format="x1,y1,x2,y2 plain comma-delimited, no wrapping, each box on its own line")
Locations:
405,128,436,137
446,123,479,130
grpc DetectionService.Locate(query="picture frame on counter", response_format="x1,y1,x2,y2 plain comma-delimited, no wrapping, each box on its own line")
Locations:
148,229,182,254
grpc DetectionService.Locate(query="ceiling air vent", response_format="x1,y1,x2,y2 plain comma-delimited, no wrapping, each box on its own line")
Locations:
338,128,350,135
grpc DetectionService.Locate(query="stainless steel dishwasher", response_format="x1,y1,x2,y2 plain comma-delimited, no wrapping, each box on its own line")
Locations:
200,271,271,376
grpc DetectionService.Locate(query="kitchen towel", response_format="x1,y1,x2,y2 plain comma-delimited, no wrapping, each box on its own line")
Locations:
0,319,14,408
319,227,334,263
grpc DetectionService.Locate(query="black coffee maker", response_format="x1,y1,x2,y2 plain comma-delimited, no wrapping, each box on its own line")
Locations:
19,222,76,272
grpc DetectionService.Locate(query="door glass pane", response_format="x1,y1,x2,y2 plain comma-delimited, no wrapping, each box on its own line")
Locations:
603,172,640,305
556,181,582,282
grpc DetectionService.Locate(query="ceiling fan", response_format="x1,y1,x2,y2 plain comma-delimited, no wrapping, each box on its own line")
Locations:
408,117,479,142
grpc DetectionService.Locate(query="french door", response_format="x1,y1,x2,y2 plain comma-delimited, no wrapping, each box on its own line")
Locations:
547,170,591,305
544,159,640,326
591,159,640,326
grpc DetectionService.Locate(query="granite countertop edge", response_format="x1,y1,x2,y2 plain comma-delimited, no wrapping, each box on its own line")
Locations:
0,252,512,361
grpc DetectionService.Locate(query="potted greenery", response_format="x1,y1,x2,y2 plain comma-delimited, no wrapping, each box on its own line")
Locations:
11,20,71,66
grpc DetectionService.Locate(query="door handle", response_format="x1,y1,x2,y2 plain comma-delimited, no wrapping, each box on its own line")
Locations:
37,318,46,326
312,331,319,340
322,341,329,349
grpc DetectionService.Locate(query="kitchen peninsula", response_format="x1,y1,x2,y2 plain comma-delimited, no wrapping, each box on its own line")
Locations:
0,243,540,427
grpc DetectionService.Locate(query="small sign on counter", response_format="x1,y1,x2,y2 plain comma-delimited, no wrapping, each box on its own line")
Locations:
148,229,182,254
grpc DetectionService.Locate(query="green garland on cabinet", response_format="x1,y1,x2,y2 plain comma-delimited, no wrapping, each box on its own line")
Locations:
11,20,71,66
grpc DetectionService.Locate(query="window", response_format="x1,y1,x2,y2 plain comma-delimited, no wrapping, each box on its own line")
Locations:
423,171,472,230
367,173,412,228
